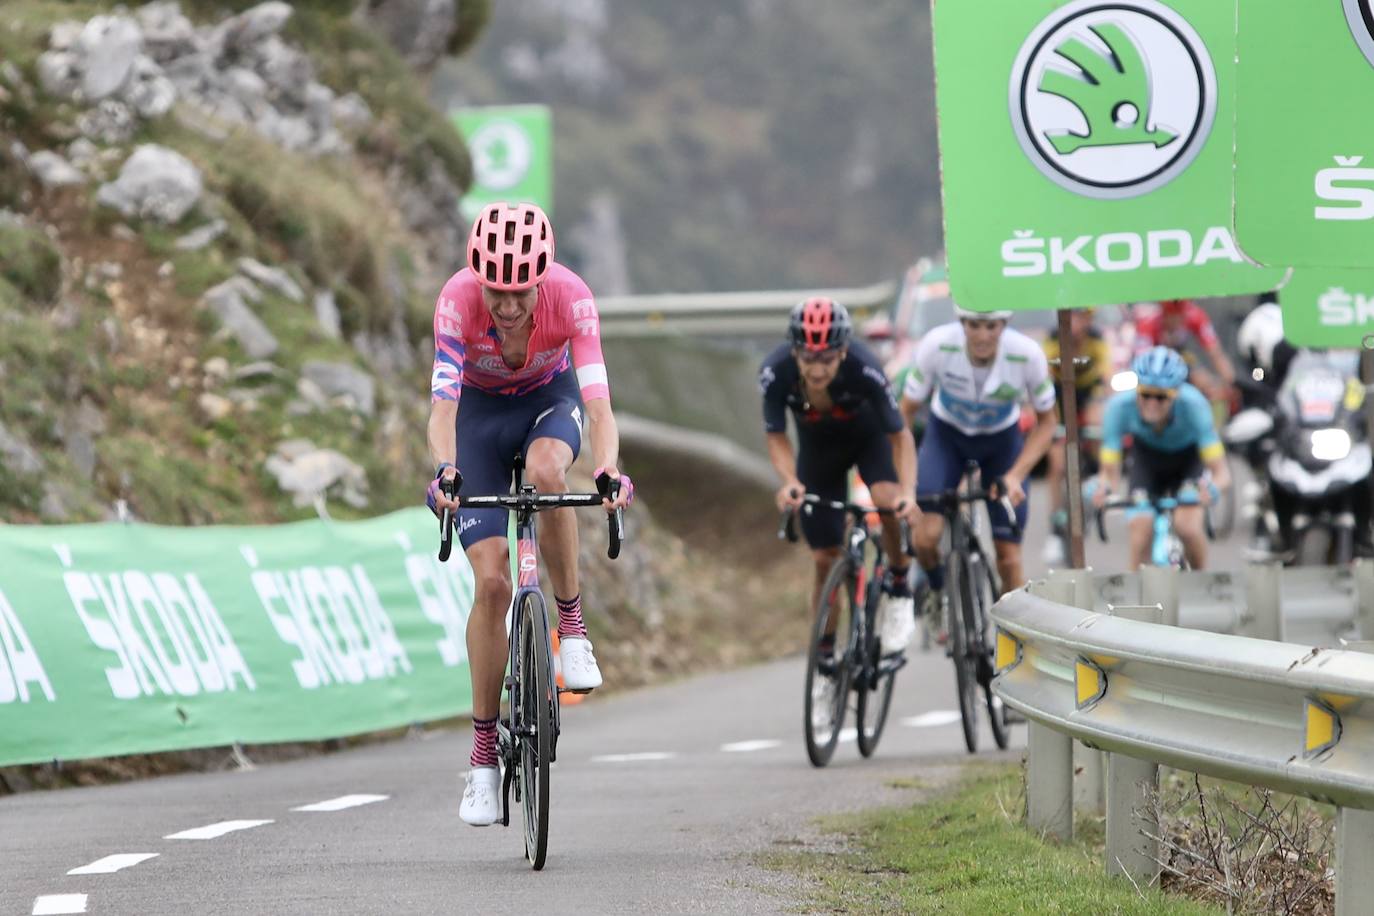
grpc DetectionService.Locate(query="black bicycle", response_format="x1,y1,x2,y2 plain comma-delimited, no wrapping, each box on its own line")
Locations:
780,495,911,767
919,461,1017,754
438,454,624,870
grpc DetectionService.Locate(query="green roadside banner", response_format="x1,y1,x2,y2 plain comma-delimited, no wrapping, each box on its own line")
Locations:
932,0,1284,311
1235,1,1374,273
1280,268,1374,348
0,509,474,767
451,104,553,222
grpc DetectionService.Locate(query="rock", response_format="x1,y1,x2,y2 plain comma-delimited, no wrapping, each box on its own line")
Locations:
173,218,225,251
303,82,335,133
294,376,330,411
237,257,304,302
217,2,294,54
77,15,144,101
36,51,81,99
96,144,202,223
313,289,341,339
77,99,138,143
202,277,278,358
331,92,372,132
48,21,84,51
217,274,263,303
302,360,376,415
197,392,233,422
40,482,71,520
265,442,369,509
136,1,197,64
254,109,313,151
0,421,43,475
222,66,268,110
252,36,312,101
232,360,282,382
65,137,99,171
27,151,87,189
203,356,230,380
360,0,458,71
123,55,177,118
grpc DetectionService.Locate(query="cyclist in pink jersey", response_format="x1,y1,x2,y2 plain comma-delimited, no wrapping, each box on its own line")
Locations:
425,202,633,828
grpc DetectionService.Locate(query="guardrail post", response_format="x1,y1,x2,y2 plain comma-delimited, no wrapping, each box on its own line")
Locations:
1027,722,1074,841
1105,604,1162,885
1139,566,1179,627
1243,561,1283,641
1354,559,1374,640
1337,807,1374,916
1073,741,1105,817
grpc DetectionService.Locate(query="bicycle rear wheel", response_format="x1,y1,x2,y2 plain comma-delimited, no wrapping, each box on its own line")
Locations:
968,551,1009,750
947,555,979,754
517,592,552,869
804,556,855,768
856,579,896,758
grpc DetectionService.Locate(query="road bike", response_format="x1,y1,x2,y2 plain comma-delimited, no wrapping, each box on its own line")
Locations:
918,462,1017,754
1095,486,1213,570
438,454,624,870
780,495,910,767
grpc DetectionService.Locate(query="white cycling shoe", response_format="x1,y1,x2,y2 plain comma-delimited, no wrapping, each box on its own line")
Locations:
876,593,916,655
559,636,603,692
1040,536,1067,567
459,766,500,827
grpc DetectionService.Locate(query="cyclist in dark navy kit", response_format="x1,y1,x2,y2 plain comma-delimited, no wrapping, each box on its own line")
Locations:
760,298,920,657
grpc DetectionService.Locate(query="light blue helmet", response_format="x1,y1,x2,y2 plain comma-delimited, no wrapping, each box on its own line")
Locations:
1132,346,1188,389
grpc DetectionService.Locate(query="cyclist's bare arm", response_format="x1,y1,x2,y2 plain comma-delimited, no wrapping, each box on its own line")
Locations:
1002,406,1057,502
899,394,923,429
584,398,630,510
1204,449,1231,491
427,400,458,468
888,427,918,514
1204,341,1236,386
766,431,804,510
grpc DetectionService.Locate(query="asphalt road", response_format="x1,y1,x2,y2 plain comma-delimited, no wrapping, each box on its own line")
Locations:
0,479,1253,915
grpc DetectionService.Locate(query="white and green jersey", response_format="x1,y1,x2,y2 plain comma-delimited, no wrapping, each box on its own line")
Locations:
902,322,1056,436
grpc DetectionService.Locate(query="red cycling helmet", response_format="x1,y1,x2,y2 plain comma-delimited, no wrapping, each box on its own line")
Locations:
788,297,852,352
467,202,555,291
1159,298,1191,314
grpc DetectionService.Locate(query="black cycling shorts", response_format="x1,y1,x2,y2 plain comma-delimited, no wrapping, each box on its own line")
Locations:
1128,441,1204,499
796,429,897,549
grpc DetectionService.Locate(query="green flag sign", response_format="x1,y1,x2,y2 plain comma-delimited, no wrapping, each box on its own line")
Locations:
1280,268,1374,348
933,0,1284,311
452,104,553,221
1235,1,1374,270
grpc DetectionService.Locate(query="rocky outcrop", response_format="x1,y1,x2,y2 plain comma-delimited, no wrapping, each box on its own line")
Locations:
95,144,203,223
264,439,369,508
201,277,279,358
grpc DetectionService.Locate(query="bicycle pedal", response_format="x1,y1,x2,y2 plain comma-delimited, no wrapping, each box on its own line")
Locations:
558,686,593,695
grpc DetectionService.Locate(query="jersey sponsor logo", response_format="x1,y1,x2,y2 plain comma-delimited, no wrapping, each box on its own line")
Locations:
939,344,962,353
1005,353,1028,363
861,365,889,388
435,297,462,338
1344,0,1374,69
758,365,777,394
1009,0,1216,199
990,383,1022,401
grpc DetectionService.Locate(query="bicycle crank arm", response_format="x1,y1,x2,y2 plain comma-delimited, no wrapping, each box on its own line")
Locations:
876,655,909,677
500,761,513,827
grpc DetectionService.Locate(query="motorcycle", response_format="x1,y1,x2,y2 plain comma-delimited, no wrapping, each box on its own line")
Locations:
1223,351,1371,565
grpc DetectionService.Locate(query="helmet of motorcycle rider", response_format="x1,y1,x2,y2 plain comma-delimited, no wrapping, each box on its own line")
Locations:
1237,303,1284,374
1132,346,1189,390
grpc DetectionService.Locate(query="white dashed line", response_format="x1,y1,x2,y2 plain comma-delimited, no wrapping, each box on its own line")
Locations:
838,728,857,743
902,710,962,728
720,739,782,753
164,819,274,840
32,895,87,915
292,794,389,812
590,752,676,763
67,853,159,875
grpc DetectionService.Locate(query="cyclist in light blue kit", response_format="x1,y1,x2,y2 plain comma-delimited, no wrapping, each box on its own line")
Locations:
1092,346,1232,570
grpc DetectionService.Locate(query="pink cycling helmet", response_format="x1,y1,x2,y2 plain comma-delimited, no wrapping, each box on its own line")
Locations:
467,202,555,291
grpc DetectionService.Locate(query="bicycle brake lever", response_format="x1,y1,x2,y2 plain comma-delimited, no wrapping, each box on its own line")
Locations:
438,476,456,562
596,472,624,560
778,508,799,543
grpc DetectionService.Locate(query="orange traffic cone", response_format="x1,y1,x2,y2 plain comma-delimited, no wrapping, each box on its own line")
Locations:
550,629,585,705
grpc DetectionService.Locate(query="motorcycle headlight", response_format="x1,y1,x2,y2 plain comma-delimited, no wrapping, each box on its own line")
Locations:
1310,428,1352,462
1110,371,1138,392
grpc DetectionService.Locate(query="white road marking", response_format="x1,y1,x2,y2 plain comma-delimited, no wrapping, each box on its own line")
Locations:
292,794,389,812
720,739,782,753
902,710,962,728
67,853,159,875
32,895,87,915
590,752,675,763
164,819,274,840
838,728,857,743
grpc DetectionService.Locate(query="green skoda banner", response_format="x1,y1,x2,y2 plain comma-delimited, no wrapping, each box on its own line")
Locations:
933,0,1284,311
1235,1,1374,272
1281,268,1374,348
452,104,553,222
0,509,474,767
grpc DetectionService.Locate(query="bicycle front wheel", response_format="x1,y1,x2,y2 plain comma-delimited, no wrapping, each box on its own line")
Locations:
518,592,553,869
856,579,896,758
804,556,855,768
947,555,979,754
967,551,1009,750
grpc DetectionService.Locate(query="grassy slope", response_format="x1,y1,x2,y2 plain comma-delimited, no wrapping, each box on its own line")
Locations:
763,765,1225,915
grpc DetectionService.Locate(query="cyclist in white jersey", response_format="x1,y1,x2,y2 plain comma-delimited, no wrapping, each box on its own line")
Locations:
900,307,1058,613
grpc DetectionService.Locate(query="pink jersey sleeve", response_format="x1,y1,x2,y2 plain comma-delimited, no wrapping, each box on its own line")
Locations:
430,275,471,403
562,275,611,403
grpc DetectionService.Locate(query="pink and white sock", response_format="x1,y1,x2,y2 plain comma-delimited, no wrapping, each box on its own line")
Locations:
556,594,588,639
470,715,498,768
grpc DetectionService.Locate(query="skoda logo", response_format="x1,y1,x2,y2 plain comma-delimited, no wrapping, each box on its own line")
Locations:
1009,0,1217,199
1344,0,1374,69
469,120,533,191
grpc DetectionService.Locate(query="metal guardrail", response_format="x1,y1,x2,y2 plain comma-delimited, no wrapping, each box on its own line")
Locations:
995,565,1374,914
596,280,896,337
